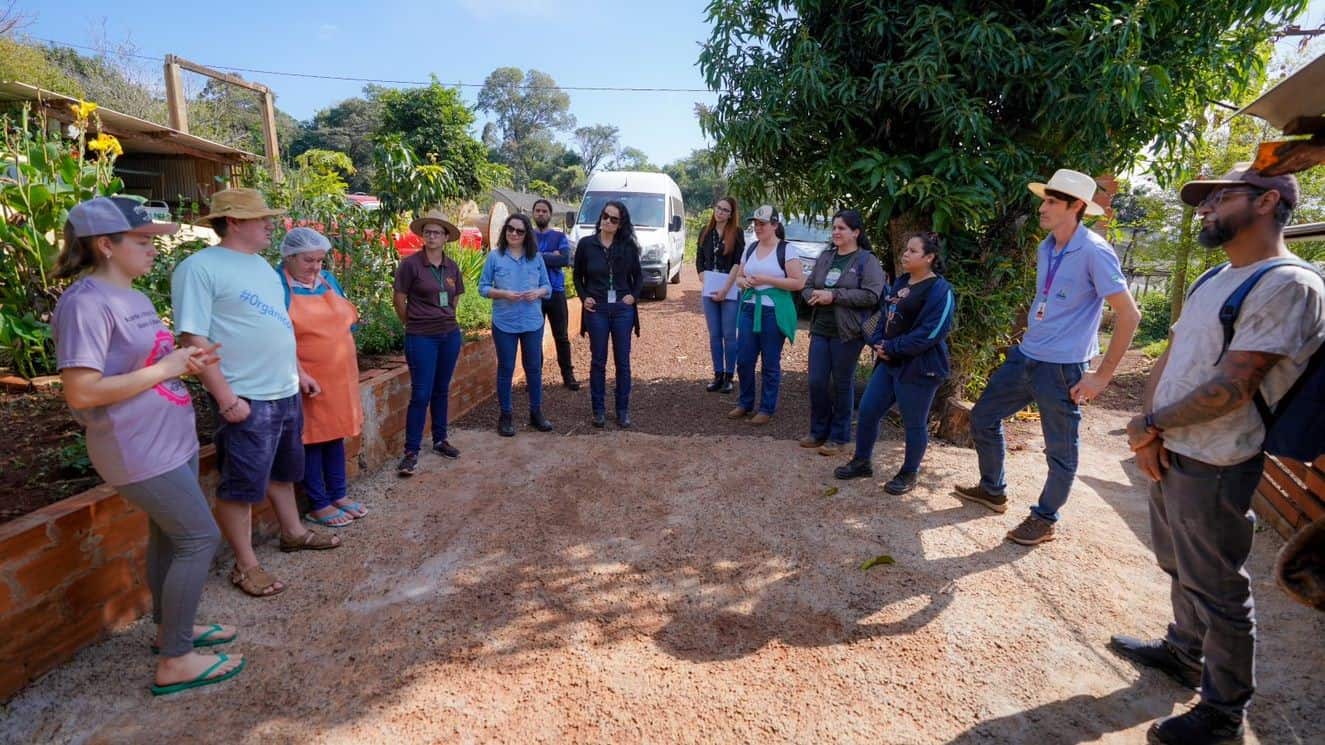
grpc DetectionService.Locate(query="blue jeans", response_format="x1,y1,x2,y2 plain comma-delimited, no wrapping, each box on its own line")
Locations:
808,333,864,444
302,438,347,511
492,327,545,413
585,303,635,415
404,330,463,453
737,303,785,415
970,345,1085,522
854,364,941,472
702,296,739,374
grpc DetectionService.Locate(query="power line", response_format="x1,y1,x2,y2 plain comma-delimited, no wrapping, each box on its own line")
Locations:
28,36,723,94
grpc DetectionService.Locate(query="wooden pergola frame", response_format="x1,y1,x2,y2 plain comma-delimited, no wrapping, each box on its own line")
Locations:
163,54,282,179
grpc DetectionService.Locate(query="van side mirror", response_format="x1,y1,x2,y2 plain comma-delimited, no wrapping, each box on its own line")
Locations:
669,215,683,232
565,210,575,229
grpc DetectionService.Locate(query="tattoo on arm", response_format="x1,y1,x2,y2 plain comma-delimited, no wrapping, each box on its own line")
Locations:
1152,349,1283,429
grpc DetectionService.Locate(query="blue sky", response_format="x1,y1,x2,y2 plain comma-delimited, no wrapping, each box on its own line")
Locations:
16,0,1325,167
19,0,721,165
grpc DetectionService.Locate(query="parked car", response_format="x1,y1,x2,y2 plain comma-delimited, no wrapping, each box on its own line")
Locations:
743,215,831,274
571,171,685,300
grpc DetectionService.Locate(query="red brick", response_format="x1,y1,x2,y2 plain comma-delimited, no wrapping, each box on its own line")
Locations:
22,606,108,678
0,597,66,661
65,557,139,620
13,541,91,598
0,658,30,702
0,521,53,566
96,510,148,561
0,580,13,616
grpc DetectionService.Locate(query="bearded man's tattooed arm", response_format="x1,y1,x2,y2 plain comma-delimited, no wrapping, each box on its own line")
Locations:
1151,349,1283,429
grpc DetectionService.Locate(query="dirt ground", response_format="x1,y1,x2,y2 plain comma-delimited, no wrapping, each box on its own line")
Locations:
4,268,1322,744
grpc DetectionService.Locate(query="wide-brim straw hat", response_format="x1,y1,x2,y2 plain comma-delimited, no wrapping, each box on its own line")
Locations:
410,208,461,242
193,187,285,226
1028,168,1106,216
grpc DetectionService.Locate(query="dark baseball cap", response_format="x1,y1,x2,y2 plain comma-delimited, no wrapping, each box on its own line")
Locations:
1179,163,1299,209
66,197,180,238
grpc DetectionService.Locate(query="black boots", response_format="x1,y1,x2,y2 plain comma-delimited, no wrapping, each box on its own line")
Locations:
834,458,873,480
1147,703,1244,745
498,411,515,437
884,470,918,495
529,410,554,432
706,372,734,393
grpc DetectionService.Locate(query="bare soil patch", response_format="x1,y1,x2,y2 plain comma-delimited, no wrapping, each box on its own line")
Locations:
5,270,1320,744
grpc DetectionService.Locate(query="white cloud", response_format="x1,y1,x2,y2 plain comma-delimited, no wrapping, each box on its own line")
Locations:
317,24,338,40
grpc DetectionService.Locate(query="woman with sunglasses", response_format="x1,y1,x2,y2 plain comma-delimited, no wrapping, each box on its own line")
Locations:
479,213,554,436
572,200,644,429
835,232,955,495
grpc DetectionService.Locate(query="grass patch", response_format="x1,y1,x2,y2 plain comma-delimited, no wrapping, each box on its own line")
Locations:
1141,338,1169,359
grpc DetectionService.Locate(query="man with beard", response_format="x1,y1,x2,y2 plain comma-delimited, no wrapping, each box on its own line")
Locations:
532,198,580,390
1111,165,1324,745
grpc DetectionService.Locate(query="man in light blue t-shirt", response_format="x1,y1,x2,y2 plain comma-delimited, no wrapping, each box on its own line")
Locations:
173,188,341,598
955,169,1140,546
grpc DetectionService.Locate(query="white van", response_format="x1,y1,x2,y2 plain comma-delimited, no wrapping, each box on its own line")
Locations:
571,171,685,300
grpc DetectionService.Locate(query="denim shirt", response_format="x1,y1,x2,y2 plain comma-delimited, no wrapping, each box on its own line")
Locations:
479,248,551,334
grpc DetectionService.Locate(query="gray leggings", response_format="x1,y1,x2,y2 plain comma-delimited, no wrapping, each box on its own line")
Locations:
117,455,221,657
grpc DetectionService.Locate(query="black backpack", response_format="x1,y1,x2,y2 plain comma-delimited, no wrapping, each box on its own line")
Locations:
1187,258,1325,463
743,240,788,273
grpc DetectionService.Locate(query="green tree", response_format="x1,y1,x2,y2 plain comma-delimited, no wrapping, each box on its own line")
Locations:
574,124,619,174
612,146,657,172
290,87,386,191
664,148,731,209
476,68,575,189
189,79,300,159
700,0,1307,392
377,77,504,200
41,44,162,122
0,37,81,96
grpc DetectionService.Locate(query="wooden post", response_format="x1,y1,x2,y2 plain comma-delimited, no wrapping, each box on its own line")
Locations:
260,90,282,181
163,56,188,133
162,54,283,180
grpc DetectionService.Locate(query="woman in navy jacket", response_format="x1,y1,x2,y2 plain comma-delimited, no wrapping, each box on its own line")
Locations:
835,232,955,494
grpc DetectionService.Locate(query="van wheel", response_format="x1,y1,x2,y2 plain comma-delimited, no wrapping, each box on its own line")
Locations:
654,277,668,301
669,262,681,284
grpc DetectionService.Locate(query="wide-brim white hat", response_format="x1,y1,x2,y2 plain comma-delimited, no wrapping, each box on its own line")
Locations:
1028,169,1106,216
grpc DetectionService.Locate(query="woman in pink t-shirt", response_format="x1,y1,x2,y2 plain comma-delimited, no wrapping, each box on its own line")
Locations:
51,197,244,696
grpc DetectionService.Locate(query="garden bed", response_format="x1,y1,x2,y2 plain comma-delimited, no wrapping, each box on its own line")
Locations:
0,353,406,526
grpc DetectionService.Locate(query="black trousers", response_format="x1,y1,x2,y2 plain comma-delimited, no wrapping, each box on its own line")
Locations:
542,290,576,381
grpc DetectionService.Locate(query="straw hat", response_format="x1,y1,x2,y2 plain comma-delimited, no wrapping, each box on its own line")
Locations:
409,208,461,242
193,188,285,225
1027,169,1106,216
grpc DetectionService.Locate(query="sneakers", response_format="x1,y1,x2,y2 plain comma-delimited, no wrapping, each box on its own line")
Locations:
1006,514,1056,545
817,442,845,456
1108,635,1202,690
799,436,826,449
749,412,771,425
529,410,554,432
884,470,918,495
834,458,873,480
727,406,749,420
432,440,460,458
954,484,1009,513
498,411,516,437
1147,703,1244,745
719,373,734,394
396,451,418,477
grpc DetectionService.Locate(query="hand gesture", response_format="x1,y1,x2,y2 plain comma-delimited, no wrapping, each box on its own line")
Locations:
1070,370,1109,405
873,343,889,360
623,294,636,305
220,397,251,424
584,296,597,312
185,342,222,374
1133,438,1170,482
300,370,322,398
157,346,203,379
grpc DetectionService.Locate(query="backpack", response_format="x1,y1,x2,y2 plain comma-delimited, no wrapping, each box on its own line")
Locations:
1187,258,1325,463
743,240,788,274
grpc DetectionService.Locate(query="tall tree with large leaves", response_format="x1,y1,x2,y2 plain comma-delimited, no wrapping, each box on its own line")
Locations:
476,67,576,189
290,86,386,191
700,0,1307,390
377,77,506,201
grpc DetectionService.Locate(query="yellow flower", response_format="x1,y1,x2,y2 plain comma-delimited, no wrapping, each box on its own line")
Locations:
68,100,99,121
88,133,123,157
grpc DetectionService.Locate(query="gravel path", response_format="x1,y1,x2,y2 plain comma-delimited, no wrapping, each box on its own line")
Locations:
4,268,1322,744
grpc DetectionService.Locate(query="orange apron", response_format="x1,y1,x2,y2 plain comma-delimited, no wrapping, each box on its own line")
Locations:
287,271,363,444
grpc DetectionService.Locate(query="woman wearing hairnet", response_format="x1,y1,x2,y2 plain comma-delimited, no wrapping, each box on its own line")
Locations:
277,227,367,527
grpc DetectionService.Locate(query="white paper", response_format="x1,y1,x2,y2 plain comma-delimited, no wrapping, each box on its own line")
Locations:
702,271,739,301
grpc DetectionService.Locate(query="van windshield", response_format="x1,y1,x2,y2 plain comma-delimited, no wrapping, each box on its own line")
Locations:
577,192,666,228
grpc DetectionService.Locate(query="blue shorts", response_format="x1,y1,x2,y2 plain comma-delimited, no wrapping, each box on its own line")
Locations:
213,393,305,504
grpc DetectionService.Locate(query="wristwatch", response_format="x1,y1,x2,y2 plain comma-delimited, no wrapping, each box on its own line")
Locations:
1144,412,1162,433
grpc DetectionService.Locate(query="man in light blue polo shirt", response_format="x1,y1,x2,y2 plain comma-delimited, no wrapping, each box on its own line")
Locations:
956,169,1140,546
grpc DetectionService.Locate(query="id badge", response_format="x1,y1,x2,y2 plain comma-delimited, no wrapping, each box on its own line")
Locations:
439,291,449,308
607,289,617,304
1034,301,1046,321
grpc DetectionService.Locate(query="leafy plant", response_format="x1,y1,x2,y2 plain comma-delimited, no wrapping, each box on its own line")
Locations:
57,432,93,475
0,103,123,378
451,246,491,335
1135,291,1174,348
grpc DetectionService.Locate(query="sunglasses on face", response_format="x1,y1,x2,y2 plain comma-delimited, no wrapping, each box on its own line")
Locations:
601,213,622,224
505,225,527,236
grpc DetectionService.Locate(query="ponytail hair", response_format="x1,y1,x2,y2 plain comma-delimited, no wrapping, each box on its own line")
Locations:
54,225,121,280
905,231,947,274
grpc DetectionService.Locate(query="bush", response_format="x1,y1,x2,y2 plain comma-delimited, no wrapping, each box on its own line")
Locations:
1135,292,1172,347
450,247,491,336
1142,338,1169,359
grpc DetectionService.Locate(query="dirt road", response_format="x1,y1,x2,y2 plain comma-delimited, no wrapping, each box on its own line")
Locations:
4,268,1322,744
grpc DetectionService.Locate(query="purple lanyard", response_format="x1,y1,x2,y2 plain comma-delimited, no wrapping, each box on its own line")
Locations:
1042,247,1068,298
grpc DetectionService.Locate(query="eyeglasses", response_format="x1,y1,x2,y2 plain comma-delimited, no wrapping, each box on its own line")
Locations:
1199,188,1263,210
505,225,527,236
714,206,731,214
601,214,621,224
422,229,446,237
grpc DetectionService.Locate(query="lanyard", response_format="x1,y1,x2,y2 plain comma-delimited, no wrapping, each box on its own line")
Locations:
427,262,447,287
1042,246,1069,298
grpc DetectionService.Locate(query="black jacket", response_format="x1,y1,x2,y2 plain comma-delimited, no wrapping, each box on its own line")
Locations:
696,227,741,274
573,233,644,337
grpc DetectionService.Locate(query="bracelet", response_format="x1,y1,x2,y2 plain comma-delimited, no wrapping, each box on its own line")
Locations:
220,399,242,416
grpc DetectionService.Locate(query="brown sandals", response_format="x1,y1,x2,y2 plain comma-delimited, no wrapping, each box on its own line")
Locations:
279,529,341,553
230,564,284,597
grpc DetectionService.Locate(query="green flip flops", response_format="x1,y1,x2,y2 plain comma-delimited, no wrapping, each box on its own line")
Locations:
150,623,236,654
150,653,246,696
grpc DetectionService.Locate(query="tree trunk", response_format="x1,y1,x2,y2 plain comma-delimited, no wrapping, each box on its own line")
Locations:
1168,205,1197,322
